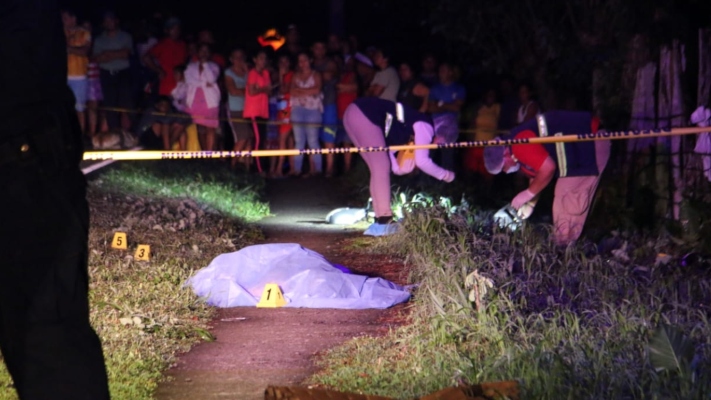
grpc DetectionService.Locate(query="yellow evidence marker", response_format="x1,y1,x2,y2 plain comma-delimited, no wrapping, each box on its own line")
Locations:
256,284,287,308
111,232,127,249
134,245,151,261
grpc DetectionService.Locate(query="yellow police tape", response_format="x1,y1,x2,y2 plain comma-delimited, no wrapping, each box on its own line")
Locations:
83,126,708,161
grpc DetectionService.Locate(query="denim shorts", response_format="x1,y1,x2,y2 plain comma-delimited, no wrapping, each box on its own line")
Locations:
67,78,88,112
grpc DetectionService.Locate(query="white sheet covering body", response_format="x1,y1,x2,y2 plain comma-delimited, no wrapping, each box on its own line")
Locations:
187,243,410,309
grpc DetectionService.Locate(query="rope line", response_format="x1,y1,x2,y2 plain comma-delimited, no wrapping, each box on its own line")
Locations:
83,126,710,161
100,106,700,137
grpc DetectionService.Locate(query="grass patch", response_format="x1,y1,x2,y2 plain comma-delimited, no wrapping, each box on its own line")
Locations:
309,199,711,399
99,161,270,222
0,162,268,399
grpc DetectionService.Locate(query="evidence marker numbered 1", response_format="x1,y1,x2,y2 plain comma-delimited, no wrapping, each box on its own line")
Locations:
256,284,287,308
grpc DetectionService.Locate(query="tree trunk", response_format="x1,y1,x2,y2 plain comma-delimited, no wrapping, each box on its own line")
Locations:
682,28,711,236
626,60,657,217
657,40,686,220
699,29,711,107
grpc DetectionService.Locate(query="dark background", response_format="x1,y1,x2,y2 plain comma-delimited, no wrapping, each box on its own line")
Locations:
59,0,711,114
60,0,440,63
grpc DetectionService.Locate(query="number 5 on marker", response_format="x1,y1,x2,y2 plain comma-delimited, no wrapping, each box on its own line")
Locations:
111,232,127,249
135,245,151,261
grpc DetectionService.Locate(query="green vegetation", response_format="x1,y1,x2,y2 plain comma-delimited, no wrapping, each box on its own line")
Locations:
310,195,711,399
99,161,270,222
0,162,268,399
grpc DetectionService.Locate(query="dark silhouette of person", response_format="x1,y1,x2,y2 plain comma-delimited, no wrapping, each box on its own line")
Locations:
0,0,111,398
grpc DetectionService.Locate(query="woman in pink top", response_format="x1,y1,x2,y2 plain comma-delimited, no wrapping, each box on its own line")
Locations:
244,50,272,172
185,43,221,151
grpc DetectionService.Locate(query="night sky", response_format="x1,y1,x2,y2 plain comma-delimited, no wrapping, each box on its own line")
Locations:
60,0,436,62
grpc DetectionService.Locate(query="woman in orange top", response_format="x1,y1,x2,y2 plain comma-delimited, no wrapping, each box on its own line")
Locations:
243,50,272,173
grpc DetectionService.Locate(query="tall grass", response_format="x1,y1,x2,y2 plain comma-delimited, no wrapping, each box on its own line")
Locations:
310,199,711,399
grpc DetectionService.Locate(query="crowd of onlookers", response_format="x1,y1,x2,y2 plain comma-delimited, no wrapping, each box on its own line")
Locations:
63,9,542,178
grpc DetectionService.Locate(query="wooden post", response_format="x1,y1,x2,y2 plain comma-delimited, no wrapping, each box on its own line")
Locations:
657,40,686,220
699,29,711,107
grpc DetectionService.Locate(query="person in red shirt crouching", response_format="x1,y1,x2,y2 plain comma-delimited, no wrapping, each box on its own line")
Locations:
483,111,610,245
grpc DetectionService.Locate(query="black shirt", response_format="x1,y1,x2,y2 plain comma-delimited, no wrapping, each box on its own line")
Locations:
0,0,68,139
397,79,425,111
353,97,432,146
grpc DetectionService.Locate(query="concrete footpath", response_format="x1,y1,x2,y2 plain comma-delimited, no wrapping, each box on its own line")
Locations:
154,176,406,400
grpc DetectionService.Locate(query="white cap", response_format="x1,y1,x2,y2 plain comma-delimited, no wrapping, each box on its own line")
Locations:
354,52,373,67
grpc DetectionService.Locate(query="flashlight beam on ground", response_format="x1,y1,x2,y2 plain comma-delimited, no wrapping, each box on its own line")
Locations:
83,126,709,161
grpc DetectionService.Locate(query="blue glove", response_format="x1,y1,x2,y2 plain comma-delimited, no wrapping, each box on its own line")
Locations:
364,222,400,236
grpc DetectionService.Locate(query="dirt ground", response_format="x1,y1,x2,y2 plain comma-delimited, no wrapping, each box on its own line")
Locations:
154,176,409,400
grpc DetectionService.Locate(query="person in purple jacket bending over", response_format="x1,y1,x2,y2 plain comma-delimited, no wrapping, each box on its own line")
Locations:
343,97,455,236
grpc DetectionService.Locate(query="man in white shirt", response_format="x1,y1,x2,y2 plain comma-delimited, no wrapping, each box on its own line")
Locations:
366,47,400,102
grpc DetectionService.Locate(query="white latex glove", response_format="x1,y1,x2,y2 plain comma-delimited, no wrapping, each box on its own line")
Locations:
517,202,536,219
442,170,455,183
511,189,535,210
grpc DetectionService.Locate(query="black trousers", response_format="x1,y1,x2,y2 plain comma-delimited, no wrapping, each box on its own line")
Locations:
0,96,110,399
100,68,133,130
252,117,269,170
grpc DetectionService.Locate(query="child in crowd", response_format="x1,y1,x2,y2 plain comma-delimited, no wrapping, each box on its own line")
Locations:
224,49,251,170
171,65,189,113
320,59,339,177
171,65,199,151
336,54,358,174
136,96,187,150
82,21,107,136
267,64,280,153
273,54,295,177
185,43,221,152
244,50,273,175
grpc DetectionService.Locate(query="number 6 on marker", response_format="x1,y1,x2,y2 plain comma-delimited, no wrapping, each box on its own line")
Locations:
134,245,151,261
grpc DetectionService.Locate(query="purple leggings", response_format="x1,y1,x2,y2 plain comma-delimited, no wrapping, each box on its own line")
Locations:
343,104,392,217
